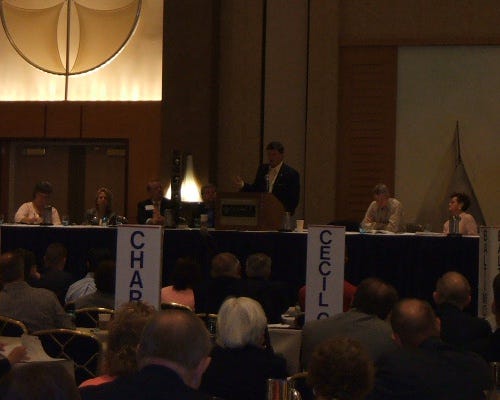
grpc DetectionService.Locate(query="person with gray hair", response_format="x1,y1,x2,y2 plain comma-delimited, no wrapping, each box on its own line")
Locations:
0,252,74,332
241,253,290,323
194,252,244,314
80,309,213,400
360,183,403,232
370,298,492,400
200,297,287,400
433,271,491,351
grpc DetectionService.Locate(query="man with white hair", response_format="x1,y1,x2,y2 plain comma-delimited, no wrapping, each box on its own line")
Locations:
80,309,213,400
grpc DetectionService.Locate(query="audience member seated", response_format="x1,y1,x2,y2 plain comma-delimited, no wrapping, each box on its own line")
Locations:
83,187,117,226
80,309,213,400
65,248,114,305
79,301,156,387
0,343,28,378
0,361,80,400
0,252,74,332
75,260,116,310
477,272,500,361
137,180,171,225
194,252,244,314
200,297,287,400
307,337,375,400
32,242,75,305
14,248,40,286
298,280,357,313
442,192,478,235
14,181,61,225
301,278,398,369
240,253,290,323
161,257,201,311
433,271,491,352
369,298,492,400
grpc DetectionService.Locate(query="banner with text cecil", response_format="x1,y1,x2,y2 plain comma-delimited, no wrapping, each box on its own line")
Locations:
478,226,500,318
115,225,163,310
305,225,345,322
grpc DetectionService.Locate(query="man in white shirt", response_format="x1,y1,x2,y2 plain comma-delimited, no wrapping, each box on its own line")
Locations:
360,183,403,233
14,181,61,225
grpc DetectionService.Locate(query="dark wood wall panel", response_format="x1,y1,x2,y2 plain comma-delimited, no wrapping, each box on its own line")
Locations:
46,102,82,138
335,46,397,222
0,103,45,137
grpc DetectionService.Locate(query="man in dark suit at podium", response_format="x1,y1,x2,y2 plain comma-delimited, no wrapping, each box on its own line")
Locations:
235,141,300,214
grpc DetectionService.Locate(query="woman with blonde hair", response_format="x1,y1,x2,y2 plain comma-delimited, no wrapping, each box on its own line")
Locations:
79,301,156,387
84,187,116,225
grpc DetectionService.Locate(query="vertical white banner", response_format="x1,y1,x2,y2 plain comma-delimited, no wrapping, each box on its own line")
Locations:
115,225,163,310
305,225,345,322
478,226,500,318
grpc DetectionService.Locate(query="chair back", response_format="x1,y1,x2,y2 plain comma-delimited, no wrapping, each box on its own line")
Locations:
160,302,193,312
32,328,102,385
74,307,114,328
0,315,28,336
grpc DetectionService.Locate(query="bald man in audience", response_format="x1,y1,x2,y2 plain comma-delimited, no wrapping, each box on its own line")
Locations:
301,277,398,369
433,271,491,351
80,309,212,400
370,298,491,400
0,252,74,332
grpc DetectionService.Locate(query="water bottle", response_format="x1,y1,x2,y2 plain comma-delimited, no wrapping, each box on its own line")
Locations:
283,212,292,232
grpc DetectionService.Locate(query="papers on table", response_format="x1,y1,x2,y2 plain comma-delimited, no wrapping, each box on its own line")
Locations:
0,334,64,362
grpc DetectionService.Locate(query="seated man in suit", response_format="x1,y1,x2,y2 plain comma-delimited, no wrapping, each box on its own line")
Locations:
301,277,398,369
79,309,212,400
433,271,491,352
235,141,300,214
194,252,244,314
240,253,290,323
137,180,170,225
370,298,492,400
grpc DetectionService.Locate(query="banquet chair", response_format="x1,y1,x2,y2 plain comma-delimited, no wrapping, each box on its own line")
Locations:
74,307,115,328
196,313,217,337
0,315,28,336
32,328,102,385
160,302,193,312
288,372,312,400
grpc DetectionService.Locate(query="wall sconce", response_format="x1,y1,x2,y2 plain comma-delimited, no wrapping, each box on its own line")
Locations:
165,153,202,203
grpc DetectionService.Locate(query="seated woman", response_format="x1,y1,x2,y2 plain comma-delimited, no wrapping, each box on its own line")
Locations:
200,297,287,400
307,337,374,400
442,192,478,235
84,187,116,225
161,257,201,311
79,301,156,387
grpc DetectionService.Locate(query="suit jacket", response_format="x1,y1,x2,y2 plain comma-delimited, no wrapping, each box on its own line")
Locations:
137,198,171,224
200,345,287,400
369,337,492,400
301,309,396,369
436,302,491,352
242,163,300,213
194,277,245,314
79,364,209,400
239,278,290,323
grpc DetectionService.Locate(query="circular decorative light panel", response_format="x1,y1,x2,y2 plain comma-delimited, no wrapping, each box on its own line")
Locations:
0,0,142,75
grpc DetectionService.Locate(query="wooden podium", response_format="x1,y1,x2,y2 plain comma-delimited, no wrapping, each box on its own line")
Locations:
215,192,285,231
